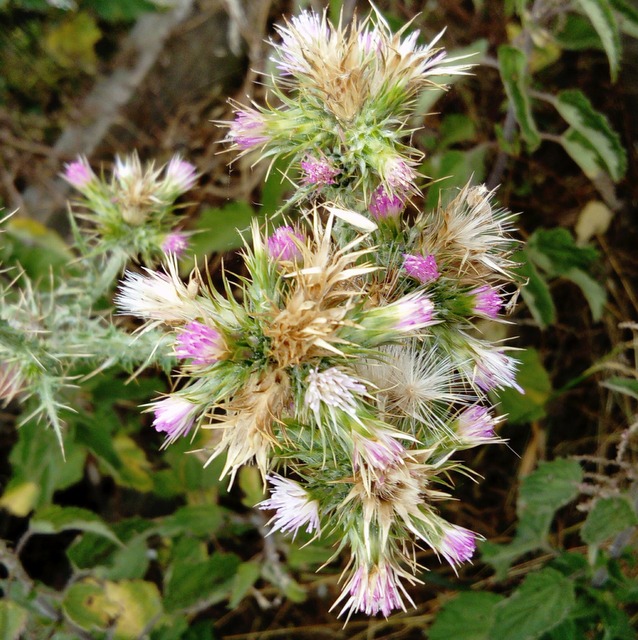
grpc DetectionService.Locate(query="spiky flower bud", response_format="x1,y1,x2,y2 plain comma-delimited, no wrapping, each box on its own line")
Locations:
301,154,339,186
162,231,189,257
369,186,405,219
229,108,270,150
471,285,502,318
151,396,198,442
267,226,304,261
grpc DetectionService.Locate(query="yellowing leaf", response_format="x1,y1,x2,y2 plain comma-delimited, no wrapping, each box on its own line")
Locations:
43,13,101,73
0,482,39,517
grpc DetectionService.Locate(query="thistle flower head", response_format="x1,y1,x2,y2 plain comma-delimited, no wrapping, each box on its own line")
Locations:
333,557,415,619
352,427,406,473
471,284,501,319
62,156,95,190
301,154,339,186
402,253,440,284
305,366,366,416
456,405,499,445
151,396,198,443
437,523,477,568
395,293,436,331
228,108,270,151
175,321,225,366
259,474,321,539
162,157,198,195
115,260,200,323
369,186,405,220
162,231,189,257
267,225,304,262
471,344,523,394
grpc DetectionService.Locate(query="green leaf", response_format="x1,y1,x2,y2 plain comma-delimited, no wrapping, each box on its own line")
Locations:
497,45,540,151
574,0,621,81
424,146,487,209
553,14,604,50
62,581,114,633
516,250,556,328
189,201,256,258
2,416,86,516
87,0,159,22
158,504,224,538
228,561,262,609
439,114,477,148
496,348,552,424
489,568,576,640
482,460,583,577
0,601,28,640
560,128,608,180
581,496,638,546
239,465,266,508
563,268,606,321
554,90,626,181
526,227,599,276
611,0,638,38
30,505,121,545
164,552,241,612
430,592,505,640
260,156,296,217
519,459,583,514
601,376,638,400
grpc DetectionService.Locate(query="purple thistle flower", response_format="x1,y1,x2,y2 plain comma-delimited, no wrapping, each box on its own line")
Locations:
334,560,412,618
164,157,198,194
383,157,416,192
471,285,501,319
474,349,523,394
402,253,440,283
259,475,321,539
456,405,498,444
300,154,339,186
162,232,189,257
175,321,223,366
438,524,476,568
151,396,197,441
267,226,304,261
369,186,405,219
229,109,269,150
353,430,405,472
63,157,95,190
396,293,436,331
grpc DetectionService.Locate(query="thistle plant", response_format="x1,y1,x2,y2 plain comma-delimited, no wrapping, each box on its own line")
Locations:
111,5,524,619
0,154,195,451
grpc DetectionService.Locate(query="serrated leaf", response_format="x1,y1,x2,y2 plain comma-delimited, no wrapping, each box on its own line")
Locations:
0,481,40,517
601,376,638,400
581,496,638,545
489,568,576,640
554,14,604,50
574,0,621,81
0,601,28,640
575,201,614,244
63,581,116,632
164,552,240,612
103,580,163,640
495,348,552,424
516,250,556,328
554,90,626,180
430,592,505,640
497,45,540,150
563,268,606,321
30,505,121,544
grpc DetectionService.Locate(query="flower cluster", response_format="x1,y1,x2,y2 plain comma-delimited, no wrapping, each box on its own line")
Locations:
62,153,197,263
226,7,471,204
117,6,520,621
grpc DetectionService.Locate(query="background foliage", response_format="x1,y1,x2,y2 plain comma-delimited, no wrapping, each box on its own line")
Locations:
1,0,637,638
